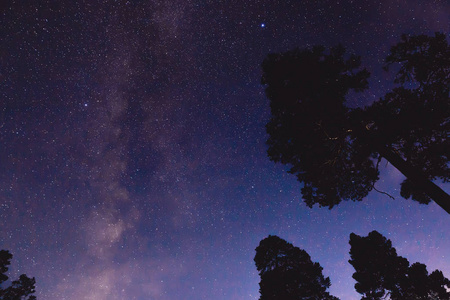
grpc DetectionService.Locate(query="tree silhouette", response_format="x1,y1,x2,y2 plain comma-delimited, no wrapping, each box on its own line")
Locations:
254,235,339,300
396,262,450,300
262,32,450,212
348,231,409,299
254,232,449,299
349,231,450,300
0,250,36,300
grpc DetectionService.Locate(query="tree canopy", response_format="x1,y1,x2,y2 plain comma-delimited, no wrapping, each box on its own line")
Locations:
0,250,36,300
349,231,450,300
254,232,450,300
262,32,450,212
254,235,339,300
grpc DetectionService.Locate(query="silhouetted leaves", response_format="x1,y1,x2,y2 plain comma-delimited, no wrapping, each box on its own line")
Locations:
366,32,450,204
254,235,339,300
262,45,376,208
254,232,450,299
384,32,449,87
349,231,409,299
0,250,36,300
262,32,450,211
349,231,450,300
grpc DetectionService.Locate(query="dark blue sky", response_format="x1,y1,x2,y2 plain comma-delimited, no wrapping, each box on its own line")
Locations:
1,0,449,299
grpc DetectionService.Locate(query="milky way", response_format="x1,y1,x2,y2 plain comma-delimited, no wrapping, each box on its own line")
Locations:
1,1,449,299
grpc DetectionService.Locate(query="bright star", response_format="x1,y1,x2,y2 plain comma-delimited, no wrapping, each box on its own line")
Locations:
261,23,265,28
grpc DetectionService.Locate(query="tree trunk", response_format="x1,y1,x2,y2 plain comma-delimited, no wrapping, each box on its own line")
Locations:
375,144,450,214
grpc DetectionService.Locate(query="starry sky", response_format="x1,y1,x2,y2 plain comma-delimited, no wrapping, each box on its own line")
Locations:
0,0,449,299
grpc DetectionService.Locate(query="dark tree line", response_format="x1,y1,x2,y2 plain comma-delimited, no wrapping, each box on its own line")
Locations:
254,232,450,300
349,231,450,300
0,250,36,300
262,32,450,213
254,235,338,300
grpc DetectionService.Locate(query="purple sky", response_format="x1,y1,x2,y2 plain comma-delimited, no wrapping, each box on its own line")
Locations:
1,0,449,299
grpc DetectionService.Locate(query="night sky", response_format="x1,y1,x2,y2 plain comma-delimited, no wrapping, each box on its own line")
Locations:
1,1,449,299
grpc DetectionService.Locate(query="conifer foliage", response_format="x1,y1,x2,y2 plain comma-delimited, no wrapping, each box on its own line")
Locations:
262,32,450,212
254,232,450,300
254,235,339,300
0,250,36,300
349,231,450,300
